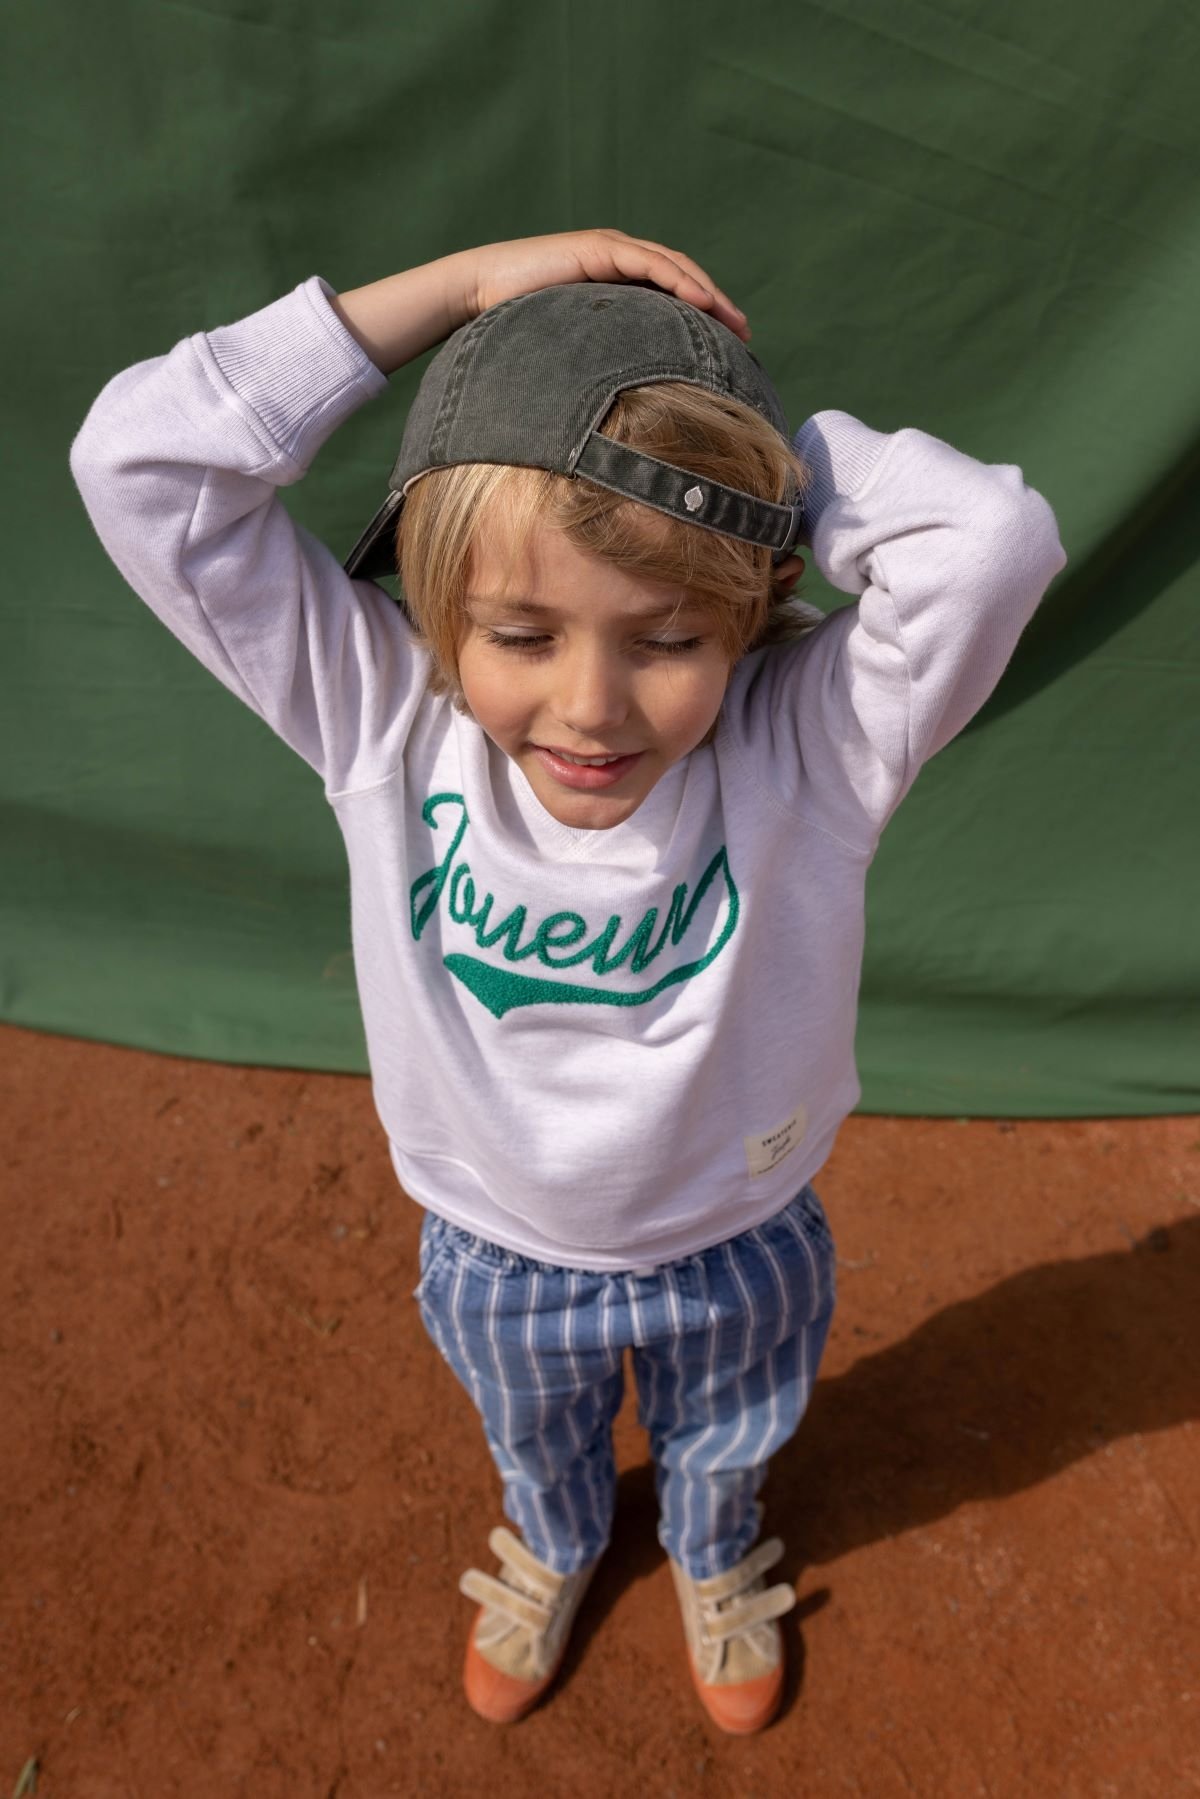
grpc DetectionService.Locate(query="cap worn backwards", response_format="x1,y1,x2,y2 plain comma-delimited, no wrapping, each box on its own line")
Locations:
343,281,806,584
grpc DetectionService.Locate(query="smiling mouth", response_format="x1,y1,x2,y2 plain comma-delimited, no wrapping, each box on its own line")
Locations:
533,745,637,766
530,744,645,790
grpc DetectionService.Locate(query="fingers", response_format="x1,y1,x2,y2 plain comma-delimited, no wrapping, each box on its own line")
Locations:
628,235,743,317
587,229,751,340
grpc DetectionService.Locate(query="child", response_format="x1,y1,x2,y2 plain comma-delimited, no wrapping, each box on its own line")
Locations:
70,228,1067,1734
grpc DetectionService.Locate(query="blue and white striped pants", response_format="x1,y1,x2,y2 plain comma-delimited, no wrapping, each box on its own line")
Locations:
413,1184,837,1579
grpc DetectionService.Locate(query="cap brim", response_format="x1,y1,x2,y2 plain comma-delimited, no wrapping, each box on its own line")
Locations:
343,491,403,582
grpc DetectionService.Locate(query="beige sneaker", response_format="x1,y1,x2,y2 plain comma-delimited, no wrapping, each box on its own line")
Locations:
459,1526,599,1723
669,1537,797,1734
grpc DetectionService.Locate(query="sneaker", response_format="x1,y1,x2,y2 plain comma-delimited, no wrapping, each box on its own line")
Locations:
669,1536,797,1734
458,1526,599,1724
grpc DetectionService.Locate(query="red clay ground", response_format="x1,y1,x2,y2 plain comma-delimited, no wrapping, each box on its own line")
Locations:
1,1020,1197,1797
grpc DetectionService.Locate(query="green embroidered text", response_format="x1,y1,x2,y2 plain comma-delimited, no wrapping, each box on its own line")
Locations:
408,792,739,1018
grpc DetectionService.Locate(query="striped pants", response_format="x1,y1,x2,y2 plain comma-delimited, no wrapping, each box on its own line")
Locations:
413,1184,837,1579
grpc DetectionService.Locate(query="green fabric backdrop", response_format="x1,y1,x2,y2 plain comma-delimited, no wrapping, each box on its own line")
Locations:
5,0,1197,1113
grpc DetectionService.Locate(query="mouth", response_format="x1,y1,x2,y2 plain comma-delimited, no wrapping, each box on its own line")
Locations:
531,744,645,791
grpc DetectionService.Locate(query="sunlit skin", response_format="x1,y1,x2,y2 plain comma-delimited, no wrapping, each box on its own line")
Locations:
456,520,719,830
455,519,806,830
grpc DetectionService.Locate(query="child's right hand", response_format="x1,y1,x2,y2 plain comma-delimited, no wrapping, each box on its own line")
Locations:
447,229,751,343
331,232,748,378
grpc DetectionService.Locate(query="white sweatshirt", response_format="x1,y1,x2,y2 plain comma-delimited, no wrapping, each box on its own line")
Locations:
69,274,1067,1271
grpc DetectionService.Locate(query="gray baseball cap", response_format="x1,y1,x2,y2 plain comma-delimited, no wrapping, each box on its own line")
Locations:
343,280,807,584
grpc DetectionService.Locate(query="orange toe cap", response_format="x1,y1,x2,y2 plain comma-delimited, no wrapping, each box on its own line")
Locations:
688,1653,784,1736
463,1620,554,1725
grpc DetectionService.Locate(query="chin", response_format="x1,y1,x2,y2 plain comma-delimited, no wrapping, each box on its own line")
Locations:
532,763,660,829
510,743,661,830
541,784,649,831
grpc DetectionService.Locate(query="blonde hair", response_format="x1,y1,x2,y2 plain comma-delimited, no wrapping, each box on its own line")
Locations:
394,379,818,719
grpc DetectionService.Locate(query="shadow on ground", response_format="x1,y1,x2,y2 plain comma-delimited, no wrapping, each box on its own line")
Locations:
776,1212,1199,1569
554,1213,1199,1719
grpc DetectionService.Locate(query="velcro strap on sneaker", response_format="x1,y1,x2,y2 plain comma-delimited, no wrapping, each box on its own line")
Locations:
458,1568,554,1634
702,1580,797,1645
693,1536,786,1605
486,1526,566,1604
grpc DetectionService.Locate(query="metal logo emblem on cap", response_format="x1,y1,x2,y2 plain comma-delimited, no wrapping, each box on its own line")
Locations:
684,485,704,512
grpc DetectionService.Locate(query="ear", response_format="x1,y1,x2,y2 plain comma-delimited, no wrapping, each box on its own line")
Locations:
771,554,806,598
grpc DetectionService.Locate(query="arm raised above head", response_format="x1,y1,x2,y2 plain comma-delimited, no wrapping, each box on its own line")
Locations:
725,410,1068,850
69,275,427,796
328,228,751,375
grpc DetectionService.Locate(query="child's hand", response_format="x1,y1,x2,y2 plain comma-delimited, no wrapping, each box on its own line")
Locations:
330,234,747,378
449,229,751,343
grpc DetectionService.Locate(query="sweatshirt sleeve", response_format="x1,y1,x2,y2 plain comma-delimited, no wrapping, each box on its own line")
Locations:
69,274,427,797
722,409,1068,852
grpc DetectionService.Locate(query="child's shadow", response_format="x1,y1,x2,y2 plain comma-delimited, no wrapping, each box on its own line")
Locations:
775,1213,1199,1567
562,1214,1200,1721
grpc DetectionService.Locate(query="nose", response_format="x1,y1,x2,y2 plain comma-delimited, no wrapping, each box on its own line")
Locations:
549,641,630,739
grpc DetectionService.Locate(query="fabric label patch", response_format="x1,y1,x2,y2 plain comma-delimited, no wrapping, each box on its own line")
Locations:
744,1103,808,1179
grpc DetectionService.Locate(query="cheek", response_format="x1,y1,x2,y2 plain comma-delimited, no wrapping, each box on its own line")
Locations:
651,661,730,743
457,649,531,736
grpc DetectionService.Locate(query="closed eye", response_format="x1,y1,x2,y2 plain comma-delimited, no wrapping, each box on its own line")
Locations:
481,631,704,658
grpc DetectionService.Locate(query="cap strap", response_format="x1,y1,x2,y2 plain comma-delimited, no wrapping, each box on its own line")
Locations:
574,434,805,559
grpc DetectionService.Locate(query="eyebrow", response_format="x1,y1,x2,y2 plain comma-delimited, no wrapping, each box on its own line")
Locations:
466,596,696,622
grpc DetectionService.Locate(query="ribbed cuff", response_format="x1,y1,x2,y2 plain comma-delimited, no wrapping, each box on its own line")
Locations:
203,274,390,468
792,410,894,536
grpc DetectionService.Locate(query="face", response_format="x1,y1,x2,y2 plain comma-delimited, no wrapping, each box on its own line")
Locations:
457,517,733,830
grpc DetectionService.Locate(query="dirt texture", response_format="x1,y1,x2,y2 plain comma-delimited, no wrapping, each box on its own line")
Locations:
1,1020,1197,1797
